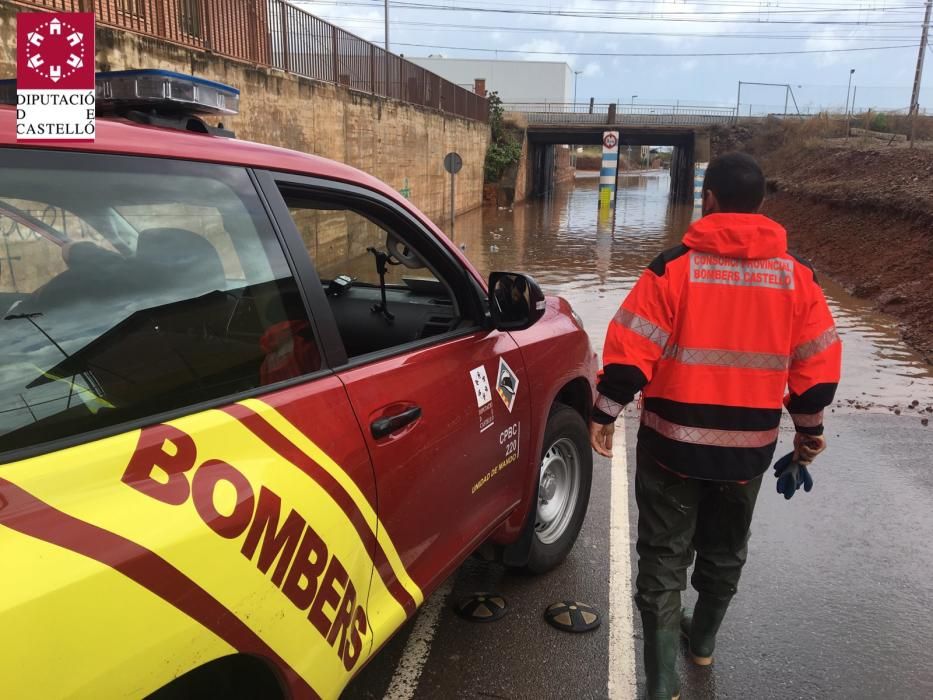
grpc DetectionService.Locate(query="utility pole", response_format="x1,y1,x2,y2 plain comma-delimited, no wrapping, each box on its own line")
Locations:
845,68,855,139
735,81,742,123
910,0,932,146
385,0,390,52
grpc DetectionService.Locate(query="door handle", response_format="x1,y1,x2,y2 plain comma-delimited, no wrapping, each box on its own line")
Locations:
370,406,422,439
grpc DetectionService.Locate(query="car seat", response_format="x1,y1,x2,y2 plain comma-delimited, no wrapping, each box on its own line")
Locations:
135,227,226,295
133,227,232,340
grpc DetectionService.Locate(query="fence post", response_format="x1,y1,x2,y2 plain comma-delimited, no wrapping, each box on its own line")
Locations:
156,0,166,38
249,0,258,63
607,102,617,125
332,28,339,85
371,45,376,95
280,1,290,72
201,0,213,52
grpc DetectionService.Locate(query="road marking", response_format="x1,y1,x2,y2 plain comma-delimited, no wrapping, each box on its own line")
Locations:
608,417,638,699
384,578,454,700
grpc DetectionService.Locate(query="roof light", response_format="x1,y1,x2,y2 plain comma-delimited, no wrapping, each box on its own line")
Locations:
0,70,239,116
96,70,239,116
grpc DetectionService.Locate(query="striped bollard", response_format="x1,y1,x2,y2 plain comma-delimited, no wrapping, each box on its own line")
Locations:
599,131,620,209
694,161,708,210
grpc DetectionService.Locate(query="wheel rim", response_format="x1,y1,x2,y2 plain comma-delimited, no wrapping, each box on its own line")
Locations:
535,437,581,545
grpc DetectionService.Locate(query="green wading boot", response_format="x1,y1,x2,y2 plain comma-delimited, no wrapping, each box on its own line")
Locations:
643,621,681,700
680,598,731,666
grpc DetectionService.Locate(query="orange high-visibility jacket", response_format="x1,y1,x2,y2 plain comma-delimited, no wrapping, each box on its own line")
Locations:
594,212,842,481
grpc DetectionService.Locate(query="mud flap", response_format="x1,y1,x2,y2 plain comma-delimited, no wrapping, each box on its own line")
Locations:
499,481,539,567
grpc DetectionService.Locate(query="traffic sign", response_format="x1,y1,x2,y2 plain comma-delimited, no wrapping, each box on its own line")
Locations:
444,152,463,174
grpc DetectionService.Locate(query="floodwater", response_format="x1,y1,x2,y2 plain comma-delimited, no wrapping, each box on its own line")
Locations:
448,173,933,416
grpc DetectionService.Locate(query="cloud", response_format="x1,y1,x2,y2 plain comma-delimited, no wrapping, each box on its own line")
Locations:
299,0,933,113
516,39,569,62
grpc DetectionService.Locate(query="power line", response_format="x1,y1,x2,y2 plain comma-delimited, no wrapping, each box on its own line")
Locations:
298,0,927,15
315,15,922,40
299,1,926,26
392,41,919,56
301,0,927,7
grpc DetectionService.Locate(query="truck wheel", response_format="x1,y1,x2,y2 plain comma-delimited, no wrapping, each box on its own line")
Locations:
524,404,593,574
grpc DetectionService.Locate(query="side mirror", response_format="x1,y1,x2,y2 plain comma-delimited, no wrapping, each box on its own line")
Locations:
488,271,546,332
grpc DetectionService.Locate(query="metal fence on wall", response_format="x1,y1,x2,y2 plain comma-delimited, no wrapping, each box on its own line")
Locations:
11,0,488,122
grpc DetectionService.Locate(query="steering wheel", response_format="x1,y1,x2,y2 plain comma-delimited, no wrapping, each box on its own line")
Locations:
386,235,424,269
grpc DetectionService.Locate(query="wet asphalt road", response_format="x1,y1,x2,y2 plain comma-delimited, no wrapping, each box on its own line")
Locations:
343,175,933,699
344,409,933,699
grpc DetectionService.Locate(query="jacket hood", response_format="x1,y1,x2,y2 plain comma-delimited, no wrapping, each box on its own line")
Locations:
682,213,787,259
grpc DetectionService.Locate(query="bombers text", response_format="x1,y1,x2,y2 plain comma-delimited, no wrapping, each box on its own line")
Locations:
121,423,369,672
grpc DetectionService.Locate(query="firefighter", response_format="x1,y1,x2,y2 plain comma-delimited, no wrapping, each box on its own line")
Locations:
590,152,841,699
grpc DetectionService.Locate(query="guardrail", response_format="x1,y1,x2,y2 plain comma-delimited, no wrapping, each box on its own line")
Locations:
11,0,488,122
504,102,736,126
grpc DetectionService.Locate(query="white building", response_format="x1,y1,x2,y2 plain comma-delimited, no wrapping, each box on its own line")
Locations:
405,57,574,105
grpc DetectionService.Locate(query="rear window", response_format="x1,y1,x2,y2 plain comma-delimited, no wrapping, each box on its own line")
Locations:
0,150,321,458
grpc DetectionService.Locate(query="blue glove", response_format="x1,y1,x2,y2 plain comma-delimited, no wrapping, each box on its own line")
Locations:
773,451,814,500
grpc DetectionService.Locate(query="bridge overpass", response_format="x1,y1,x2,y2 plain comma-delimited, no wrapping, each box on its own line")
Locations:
505,102,736,127
504,103,733,204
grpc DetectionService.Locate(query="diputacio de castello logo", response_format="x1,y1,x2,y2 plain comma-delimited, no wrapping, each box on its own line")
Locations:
16,12,95,141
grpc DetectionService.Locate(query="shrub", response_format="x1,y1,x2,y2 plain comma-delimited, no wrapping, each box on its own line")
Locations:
870,112,889,132
484,92,522,183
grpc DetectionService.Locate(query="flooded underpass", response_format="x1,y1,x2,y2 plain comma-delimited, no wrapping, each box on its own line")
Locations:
345,172,933,700
455,172,933,415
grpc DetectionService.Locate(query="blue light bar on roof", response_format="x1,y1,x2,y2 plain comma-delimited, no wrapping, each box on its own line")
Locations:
96,69,240,116
0,70,239,116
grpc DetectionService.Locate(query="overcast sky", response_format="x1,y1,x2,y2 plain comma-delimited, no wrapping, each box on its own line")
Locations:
295,0,933,113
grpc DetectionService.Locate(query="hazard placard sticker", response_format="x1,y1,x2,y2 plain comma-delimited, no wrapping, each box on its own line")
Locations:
470,365,495,432
496,357,519,413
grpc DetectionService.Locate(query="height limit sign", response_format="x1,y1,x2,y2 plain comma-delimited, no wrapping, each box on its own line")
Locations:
16,13,96,141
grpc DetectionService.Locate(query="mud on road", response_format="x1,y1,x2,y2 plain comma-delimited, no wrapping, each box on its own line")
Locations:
763,191,933,363
715,125,933,363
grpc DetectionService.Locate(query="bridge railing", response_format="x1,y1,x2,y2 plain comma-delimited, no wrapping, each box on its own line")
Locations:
504,102,736,126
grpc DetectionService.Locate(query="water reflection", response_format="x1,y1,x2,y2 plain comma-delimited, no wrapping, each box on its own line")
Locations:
450,173,933,413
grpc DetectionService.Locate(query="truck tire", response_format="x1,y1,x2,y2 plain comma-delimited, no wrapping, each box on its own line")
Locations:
524,404,593,574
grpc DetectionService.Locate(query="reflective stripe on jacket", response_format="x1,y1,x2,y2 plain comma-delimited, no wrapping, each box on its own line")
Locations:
594,212,842,481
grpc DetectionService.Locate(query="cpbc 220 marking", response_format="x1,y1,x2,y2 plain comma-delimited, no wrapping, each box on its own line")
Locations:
472,423,521,495
500,423,519,458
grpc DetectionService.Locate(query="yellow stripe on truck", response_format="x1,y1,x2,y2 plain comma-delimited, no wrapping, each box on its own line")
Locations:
0,527,234,698
241,398,425,609
0,403,418,699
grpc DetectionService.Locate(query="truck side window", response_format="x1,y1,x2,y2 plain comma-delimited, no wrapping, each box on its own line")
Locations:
281,188,463,359
0,152,321,457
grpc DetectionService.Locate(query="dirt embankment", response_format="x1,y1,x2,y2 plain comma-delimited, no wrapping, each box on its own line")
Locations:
714,123,933,362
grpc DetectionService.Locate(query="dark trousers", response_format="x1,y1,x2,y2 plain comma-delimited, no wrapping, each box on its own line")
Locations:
634,444,763,628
